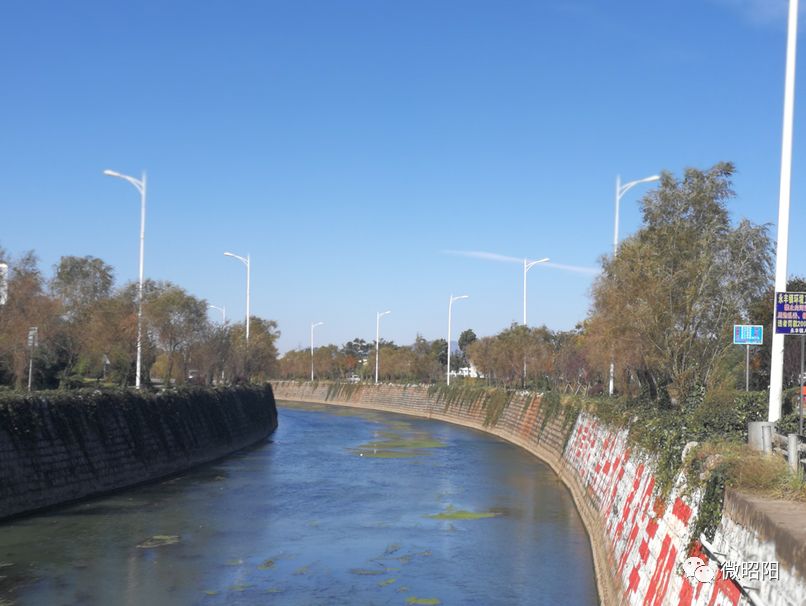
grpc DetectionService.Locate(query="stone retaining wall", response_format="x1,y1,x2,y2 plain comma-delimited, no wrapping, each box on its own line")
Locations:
0,385,278,520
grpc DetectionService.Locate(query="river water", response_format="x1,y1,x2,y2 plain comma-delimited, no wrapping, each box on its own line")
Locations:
0,401,598,605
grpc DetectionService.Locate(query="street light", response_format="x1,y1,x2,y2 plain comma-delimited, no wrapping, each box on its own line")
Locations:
447,295,469,385
375,310,391,384
769,0,800,423
103,169,146,389
311,321,324,381
609,173,660,396
523,257,550,326
208,304,226,324
224,252,250,342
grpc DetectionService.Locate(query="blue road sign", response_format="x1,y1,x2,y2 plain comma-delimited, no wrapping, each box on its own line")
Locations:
733,325,763,345
775,292,806,335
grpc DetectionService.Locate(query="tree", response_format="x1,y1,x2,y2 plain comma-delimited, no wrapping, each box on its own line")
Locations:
586,163,773,402
145,283,208,384
0,252,62,389
50,256,115,384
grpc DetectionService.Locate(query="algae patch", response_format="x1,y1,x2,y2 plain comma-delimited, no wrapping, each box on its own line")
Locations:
378,577,397,587
426,505,501,520
349,429,445,459
406,597,442,605
350,568,385,576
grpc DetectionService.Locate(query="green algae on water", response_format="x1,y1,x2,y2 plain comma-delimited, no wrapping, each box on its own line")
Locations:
257,559,275,570
350,448,424,459
350,568,385,576
426,505,501,520
378,578,397,587
406,597,441,605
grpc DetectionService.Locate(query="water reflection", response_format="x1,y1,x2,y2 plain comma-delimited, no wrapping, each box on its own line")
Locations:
0,401,597,605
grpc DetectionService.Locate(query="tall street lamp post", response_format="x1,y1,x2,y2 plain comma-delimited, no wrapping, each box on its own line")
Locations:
311,321,324,381
103,169,146,389
224,252,250,343
375,310,391,384
769,0,800,423
447,295,469,386
523,257,550,326
609,173,660,396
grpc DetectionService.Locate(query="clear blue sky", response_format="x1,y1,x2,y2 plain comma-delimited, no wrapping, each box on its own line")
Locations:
1,0,805,353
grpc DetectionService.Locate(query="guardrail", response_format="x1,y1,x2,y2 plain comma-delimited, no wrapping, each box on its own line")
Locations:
749,421,806,473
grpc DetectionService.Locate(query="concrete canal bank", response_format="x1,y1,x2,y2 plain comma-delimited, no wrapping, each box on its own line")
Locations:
273,380,806,606
0,384,278,520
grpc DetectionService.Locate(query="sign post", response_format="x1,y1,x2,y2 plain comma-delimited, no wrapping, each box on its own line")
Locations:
774,292,806,434
734,325,764,391
27,326,38,392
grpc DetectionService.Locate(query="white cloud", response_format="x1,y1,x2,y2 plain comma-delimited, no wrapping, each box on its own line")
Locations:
442,250,599,276
711,0,791,24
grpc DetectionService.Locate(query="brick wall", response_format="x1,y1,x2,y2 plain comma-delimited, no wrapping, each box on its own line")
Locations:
273,381,806,606
0,385,278,520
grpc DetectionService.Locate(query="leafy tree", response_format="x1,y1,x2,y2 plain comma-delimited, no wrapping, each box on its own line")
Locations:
586,163,773,402
145,283,208,384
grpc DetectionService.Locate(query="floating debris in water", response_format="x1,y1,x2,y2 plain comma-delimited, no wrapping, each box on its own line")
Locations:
257,559,275,570
406,597,441,605
349,568,385,576
378,578,397,587
203,590,219,596
136,535,180,548
227,584,253,592
225,558,244,566
426,505,501,520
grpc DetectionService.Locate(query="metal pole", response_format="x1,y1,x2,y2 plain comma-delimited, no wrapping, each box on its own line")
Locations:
376,313,380,384
746,344,750,392
135,172,146,390
374,311,390,384
609,177,620,397
769,0,799,423
523,258,528,326
310,322,323,381
447,296,452,386
245,254,251,343
27,353,33,392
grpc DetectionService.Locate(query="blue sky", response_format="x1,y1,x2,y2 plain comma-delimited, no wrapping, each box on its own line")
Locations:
1,0,805,353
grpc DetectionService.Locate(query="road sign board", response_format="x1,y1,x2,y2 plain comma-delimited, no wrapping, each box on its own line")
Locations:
733,325,763,345
775,292,806,334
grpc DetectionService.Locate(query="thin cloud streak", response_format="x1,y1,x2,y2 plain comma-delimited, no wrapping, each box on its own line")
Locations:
443,250,599,276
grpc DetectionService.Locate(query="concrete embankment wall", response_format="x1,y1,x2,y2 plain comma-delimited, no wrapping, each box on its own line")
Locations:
0,384,278,520
273,381,806,606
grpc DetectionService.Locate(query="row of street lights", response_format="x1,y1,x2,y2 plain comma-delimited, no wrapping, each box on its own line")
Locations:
103,169,253,389
103,166,659,391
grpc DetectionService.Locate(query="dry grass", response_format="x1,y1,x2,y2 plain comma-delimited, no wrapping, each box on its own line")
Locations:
688,441,806,502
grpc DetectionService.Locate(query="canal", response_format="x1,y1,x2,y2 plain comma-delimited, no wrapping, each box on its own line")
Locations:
0,401,598,605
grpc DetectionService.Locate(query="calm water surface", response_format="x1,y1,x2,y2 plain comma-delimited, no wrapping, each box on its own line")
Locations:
0,402,598,605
